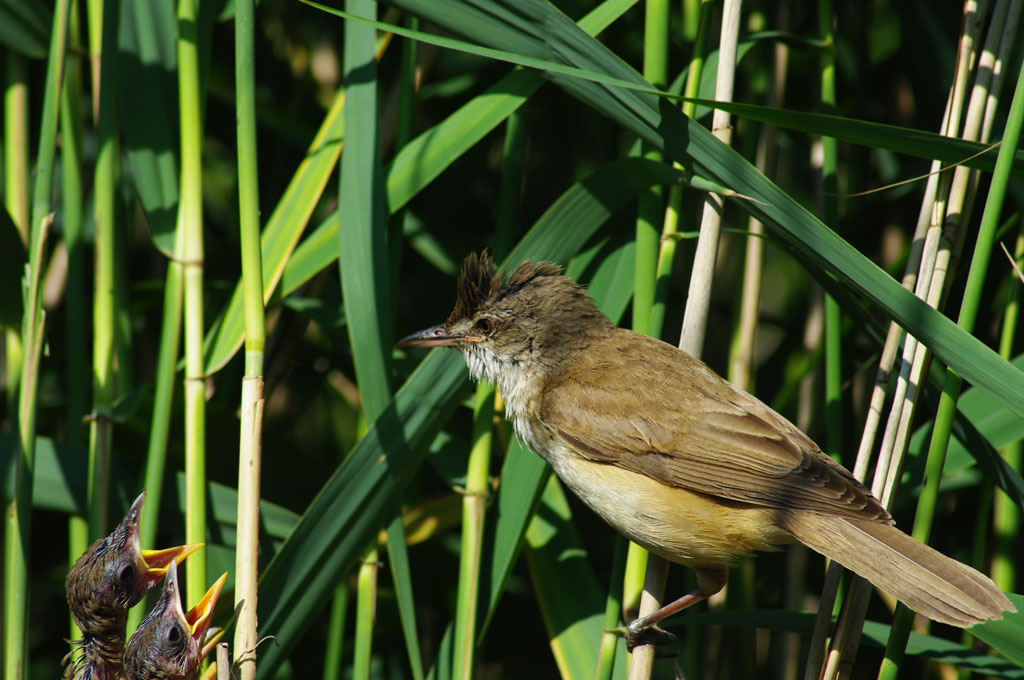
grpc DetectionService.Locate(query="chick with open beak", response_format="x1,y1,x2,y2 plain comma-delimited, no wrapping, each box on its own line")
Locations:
64,491,202,680
124,561,227,680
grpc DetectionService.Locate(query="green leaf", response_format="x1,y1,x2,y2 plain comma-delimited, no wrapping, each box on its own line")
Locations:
119,0,180,255
525,475,605,680
677,97,1023,176
969,594,1024,668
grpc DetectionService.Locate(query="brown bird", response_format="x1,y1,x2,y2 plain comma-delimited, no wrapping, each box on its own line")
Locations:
123,561,227,680
397,252,1015,648
64,491,201,680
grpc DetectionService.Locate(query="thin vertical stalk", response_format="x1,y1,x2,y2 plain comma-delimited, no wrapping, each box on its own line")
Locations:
128,0,189,633
632,0,669,337
804,4,845,674
453,381,495,680
878,55,1024,680
3,0,70,677
353,546,379,680
178,0,209,608
677,0,739,355
623,0,671,639
61,0,88,642
596,537,628,680
234,0,265,676
631,2,742,679
649,0,713,338
991,227,1023,592
130,234,186,636
726,5,790,677
322,582,350,680
88,0,119,543
817,0,842,461
130,235,187,637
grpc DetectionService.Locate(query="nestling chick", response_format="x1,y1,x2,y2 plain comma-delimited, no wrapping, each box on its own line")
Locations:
123,561,227,680
64,491,201,680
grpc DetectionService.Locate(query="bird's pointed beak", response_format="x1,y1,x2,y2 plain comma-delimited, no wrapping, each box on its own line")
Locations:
124,490,204,585
185,572,228,650
396,324,479,348
139,543,204,581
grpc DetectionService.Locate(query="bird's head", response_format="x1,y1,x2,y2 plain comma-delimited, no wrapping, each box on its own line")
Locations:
66,491,203,635
123,561,227,680
396,252,611,396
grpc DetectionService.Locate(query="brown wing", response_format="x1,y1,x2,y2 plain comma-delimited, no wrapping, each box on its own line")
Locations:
539,328,890,523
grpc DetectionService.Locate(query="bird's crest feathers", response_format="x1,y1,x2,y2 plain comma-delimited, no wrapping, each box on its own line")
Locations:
448,251,563,324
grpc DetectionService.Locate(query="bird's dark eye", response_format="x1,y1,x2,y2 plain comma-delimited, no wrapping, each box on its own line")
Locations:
475,317,494,334
119,564,135,583
167,623,182,644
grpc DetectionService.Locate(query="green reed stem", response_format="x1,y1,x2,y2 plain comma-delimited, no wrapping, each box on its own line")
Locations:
131,233,185,639
631,0,669,338
992,227,1023,592
234,0,265,676
177,0,208,608
624,0,672,632
818,0,842,462
322,582,350,680
4,1,70,677
88,0,119,543
130,0,187,634
61,0,88,642
453,381,495,680
596,536,628,680
878,53,1024,680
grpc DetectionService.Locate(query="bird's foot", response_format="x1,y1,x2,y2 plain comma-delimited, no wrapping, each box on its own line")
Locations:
608,620,678,654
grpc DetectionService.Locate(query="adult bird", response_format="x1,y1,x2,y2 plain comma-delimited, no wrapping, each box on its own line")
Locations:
397,252,1015,648
64,491,201,680
124,561,227,680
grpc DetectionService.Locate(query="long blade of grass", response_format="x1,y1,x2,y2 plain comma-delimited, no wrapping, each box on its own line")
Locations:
313,3,1024,178
339,3,394,677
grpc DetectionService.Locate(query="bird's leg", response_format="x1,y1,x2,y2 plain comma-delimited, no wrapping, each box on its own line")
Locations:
618,568,728,651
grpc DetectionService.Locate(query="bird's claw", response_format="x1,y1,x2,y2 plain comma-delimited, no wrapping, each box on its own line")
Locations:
607,621,678,653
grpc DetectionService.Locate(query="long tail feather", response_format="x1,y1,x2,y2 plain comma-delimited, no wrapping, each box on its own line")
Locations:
783,513,1014,627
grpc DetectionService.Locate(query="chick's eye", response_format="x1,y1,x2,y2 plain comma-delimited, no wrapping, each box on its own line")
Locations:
167,623,182,644
475,318,493,334
119,564,135,583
